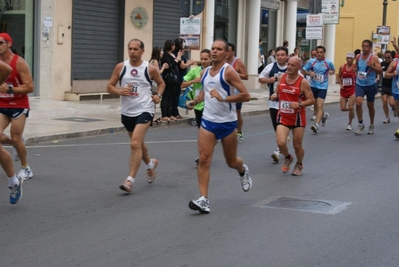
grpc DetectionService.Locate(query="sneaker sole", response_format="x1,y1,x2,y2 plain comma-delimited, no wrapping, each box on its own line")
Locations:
310,126,318,133
10,176,23,205
271,153,279,163
188,201,210,214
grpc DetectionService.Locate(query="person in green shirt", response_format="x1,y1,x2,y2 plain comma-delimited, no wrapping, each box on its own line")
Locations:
181,49,211,166
181,49,211,127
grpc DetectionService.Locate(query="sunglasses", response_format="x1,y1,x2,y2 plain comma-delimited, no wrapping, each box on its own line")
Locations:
385,57,392,59
0,41,7,45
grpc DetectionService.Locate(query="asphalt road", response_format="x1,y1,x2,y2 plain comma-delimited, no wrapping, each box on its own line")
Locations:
1,102,398,267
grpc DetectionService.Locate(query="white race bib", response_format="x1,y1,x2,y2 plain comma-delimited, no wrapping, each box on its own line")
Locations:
268,100,279,109
342,78,353,86
280,100,294,113
358,71,367,80
0,93,13,98
314,74,324,82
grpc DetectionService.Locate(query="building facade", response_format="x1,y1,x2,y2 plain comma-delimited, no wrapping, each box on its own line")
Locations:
2,0,397,100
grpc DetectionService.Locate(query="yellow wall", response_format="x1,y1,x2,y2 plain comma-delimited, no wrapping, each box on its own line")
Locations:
335,0,399,67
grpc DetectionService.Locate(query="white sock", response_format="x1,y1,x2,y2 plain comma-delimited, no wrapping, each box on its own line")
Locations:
8,175,19,187
127,176,135,183
146,160,154,170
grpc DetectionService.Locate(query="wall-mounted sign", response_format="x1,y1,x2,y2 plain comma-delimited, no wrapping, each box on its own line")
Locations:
131,7,148,30
180,18,201,35
306,14,323,27
322,0,340,24
306,27,323,40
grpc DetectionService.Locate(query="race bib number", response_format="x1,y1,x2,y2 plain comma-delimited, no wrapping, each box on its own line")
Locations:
268,100,279,109
126,82,140,97
342,78,353,86
314,74,324,82
358,71,367,80
280,100,294,113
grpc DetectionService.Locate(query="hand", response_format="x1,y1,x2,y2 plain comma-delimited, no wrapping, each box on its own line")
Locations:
392,37,397,46
328,70,335,75
177,50,183,58
193,77,201,83
186,100,195,109
309,71,315,77
162,63,169,69
0,82,8,93
270,93,277,101
394,70,398,76
151,94,162,104
209,89,222,101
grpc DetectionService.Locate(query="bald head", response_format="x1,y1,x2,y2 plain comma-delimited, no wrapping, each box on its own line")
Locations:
286,56,301,76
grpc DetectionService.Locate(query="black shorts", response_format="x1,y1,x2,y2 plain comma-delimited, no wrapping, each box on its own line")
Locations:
0,108,29,119
381,85,393,96
121,112,153,132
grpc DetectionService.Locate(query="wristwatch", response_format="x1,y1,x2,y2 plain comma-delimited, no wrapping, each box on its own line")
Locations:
299,102,303,108
222,96,226,102
7,84,14,94
157,93,162,98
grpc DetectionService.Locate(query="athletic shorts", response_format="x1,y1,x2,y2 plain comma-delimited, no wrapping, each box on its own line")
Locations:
121,112,153,132
355,84,377,102
0,108,29,119
236,102,242,110
393,93,399,101
201,118,237,140
276,123,304,130
311,87,328,99
340,88,355,98
381,85,393,96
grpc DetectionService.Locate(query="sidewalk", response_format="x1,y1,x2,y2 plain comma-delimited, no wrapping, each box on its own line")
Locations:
16,84,342,144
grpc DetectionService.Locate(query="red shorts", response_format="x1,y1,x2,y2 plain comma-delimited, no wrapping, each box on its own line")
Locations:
340,87,355,98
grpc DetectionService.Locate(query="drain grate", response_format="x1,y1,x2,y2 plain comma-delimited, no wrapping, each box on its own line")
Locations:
54,117,104,123
254,197,352,215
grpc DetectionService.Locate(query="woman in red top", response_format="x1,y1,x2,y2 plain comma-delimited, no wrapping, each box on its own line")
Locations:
337,52,357,130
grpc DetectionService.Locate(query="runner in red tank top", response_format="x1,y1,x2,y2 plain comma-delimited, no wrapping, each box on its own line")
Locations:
0,33,34,181
337,52,356,130
271,57,314,176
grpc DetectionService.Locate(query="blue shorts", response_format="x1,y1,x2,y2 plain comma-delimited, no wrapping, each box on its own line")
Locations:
0,108,29,119
201,118,237,140
355,84,377,102
393,93,399,101
311,87,327,99
121,112,153,132
236,102,242,110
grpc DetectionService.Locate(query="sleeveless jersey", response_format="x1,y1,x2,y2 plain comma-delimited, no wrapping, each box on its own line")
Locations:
356,53,376,86
276,74,306,127
268,62,287,96
381,60,393,87
392,62,399,95
0,54,29,108
119,60,153,117
340,64,356,90
201,63,237,123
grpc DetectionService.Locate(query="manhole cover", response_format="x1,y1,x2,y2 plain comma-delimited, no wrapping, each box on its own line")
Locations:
54,117,104,123
254,197,352,215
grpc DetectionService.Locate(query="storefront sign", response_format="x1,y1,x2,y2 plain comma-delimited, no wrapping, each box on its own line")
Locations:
306,14,323,27
180,18,201,35
306,27,323,40
376,26,390,45
261,0,280,10
321,0,340,24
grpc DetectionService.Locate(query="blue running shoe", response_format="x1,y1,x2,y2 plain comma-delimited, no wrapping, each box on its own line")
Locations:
9,175,23,204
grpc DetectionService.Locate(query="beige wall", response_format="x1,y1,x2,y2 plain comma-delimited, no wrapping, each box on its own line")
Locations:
335,0,399,68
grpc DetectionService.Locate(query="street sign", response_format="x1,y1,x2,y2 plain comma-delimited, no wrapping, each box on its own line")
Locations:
180,18,201,35
322,0,340,24
180,0,204,16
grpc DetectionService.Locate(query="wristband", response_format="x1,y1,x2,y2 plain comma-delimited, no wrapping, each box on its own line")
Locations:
222,96,226,102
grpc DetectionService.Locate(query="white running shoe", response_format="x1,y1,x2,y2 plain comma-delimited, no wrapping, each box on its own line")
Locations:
355,124,365,135
189,196,210,213
146,159,158,184
367,125,375,135
310,124,319,134
13,136,26,162
271,150,280,163
238,164,252,192
311,115,316,121
346,124,352,131
321,113,329,127
17,166,33,181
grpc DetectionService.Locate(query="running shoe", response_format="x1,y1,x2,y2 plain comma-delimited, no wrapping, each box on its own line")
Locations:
271,149,280,163
282,154,294,173
321,113,329,127
292,163,303,176
383,117,390,124
395,129,399,139
367,125,375,135
119,179,133,193
311,115,316,121
238,164,252,192
13,136,26,162
355,123,365,135
18,166,33,181
310,124,319,134
9,175,23,205
346,124,352,131
393,108,398,118
146,159,158,184
237,132,243,143
189,196,210,213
